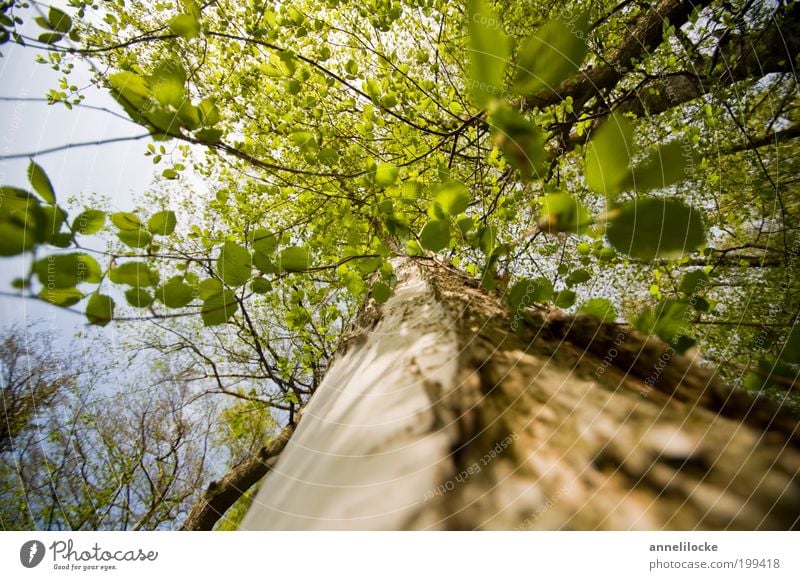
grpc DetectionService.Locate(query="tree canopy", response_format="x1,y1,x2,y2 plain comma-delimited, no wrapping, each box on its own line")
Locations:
0,0,798,528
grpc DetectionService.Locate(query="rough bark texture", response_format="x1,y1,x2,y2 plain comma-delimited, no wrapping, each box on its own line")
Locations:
242,259,800,530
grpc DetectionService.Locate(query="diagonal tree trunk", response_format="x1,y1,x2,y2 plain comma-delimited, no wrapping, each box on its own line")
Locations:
240,259,800,530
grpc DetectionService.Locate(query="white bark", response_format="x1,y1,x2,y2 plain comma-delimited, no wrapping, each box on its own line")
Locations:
240,261,460,529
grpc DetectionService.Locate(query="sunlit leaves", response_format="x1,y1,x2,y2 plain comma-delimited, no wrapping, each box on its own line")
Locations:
374,163,400,187
513,11,589,95
467,0,511,106
108,72,151,109
71,210,105,235
117,229,152,248
27,160,55,203
168,0,201,40
111,212,142,230
605,198,705,260
216,242,252,287
432,180,470,215
150,59,187,108
85,294,115,326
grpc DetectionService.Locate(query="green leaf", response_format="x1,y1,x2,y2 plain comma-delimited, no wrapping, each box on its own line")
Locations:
554,289,577,308
168,13,201,39
85,294,115,326
111,212,143,230
156,276,194,308
0,223,36,256
372,282,391,304
117,229,152,248
779,325,800,365
71,210,105,235
606,198,705,260
513,11,589,95
198,278,224,299
634,299,691,344
249,228,278,254
566,268,592,287
198,98,220,126
27,160,55,203
251,278,272,294
252,250,278,274
33,253,101,288
680,270,709,295
147,210,177,235
125,287,154,308
47,7,73,33
39,287,83,307
38,32,62,44
216,242,252,287
278,246,310,272
419,219,450,252
108,72,151,109
539,193,591,233
109,262,159,287
202,290,238,326
507,277,553,311
195,128,223,143
488,103,546,179
467,0,511,106
625,140,694,193
578,298,617,323
584,112,635,197
433,180,471,215
150,59,187,108
374,163,400,187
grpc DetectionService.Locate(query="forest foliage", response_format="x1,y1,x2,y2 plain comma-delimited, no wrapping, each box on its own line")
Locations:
0,0,798,528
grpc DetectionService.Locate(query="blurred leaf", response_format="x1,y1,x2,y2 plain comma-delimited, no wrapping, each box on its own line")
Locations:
198,278,224,299
585,112,635,197
554,289,576,308
780,325,800,365
47,7,73,33
433,180,470,215
507,277,553,310
467,0,511,106
27,160,55,203
606,198,705,260
375,163,399,187
372,282,391,304
539,193,591,233
634,299,691,344
489,103,546,179
117,229,152,248
680,270,709,295
625,140,694,193
33,253,101,288
168,13,200,39
85,293,115,326
578,298,617,323
249,228,278,254
250,278,272,294
39,286,83,307
513,11,589,95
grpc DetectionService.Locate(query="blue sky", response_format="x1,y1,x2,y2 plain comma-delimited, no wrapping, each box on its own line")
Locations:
0,36,156,344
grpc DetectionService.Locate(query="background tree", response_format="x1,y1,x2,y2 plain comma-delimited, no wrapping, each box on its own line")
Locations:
0,0,798,529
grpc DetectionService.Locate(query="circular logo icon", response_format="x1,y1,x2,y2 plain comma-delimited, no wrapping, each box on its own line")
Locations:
20,540,46,568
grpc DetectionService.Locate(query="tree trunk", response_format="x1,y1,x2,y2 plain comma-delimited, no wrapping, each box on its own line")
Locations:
240,259,800,530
